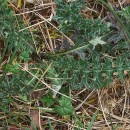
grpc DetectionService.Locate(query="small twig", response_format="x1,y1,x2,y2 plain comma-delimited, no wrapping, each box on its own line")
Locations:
75,89,96,110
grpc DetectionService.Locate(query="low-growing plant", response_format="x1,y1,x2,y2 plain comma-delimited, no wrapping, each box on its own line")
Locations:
0,0,130,129
0,0,43,108
45,0,130,90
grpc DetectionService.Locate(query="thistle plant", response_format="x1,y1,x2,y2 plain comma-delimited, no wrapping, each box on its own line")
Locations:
46,0,130,90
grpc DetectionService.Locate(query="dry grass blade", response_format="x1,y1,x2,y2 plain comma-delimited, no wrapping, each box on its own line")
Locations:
97,90,111,130
34,12,75,46
75,89,96,110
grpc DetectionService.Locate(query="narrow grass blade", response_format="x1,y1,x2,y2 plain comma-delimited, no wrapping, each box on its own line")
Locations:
86,110,98,130
48,118,54,130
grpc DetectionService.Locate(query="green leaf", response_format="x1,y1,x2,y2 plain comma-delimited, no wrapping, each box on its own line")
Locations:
48,118,54,130
41,96,55,107
54,96,74,115
54,106,73,116
120,6,130,20
19,95,28,101
86,110,98,130
1,0,8,7
59,96,72,106
19,51,30,62
89,37,107,49
6,63,20,74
